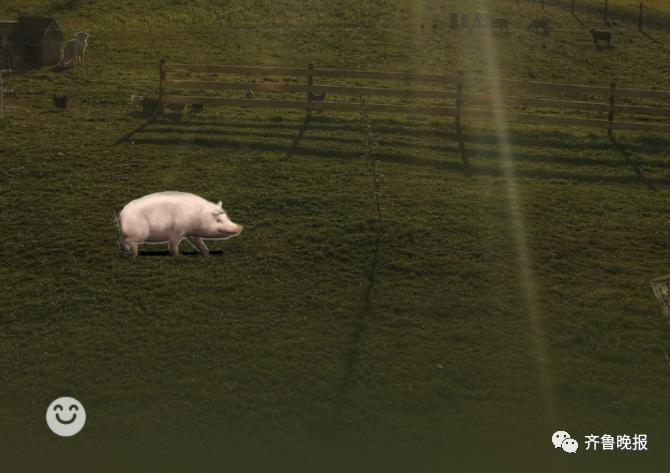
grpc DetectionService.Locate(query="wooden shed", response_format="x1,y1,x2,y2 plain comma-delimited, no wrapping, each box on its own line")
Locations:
0,21,16,68
0,21,16,50
8,16,63,67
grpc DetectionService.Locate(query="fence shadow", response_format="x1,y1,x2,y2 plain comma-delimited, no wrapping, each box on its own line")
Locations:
114,115,158,146
125,115,670,154
333,227,381,416
286,111,312,159
126,133,670,187
640,29,665,50
571,12,586,27
117,117,670,187
609,135,656,192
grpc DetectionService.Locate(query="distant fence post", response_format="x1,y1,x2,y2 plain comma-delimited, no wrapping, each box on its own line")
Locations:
0,69,4,121
608,82,616,137
450,11,459,29
0,68,10,121
455,70,468,170
604,0,608,23
638,3,644,31
651,276,670,325
307,62,314,102
571,0,575,14
305,62,316,119
157,58,166,116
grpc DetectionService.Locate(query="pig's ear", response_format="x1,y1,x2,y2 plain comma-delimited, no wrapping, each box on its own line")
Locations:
216,201,223,208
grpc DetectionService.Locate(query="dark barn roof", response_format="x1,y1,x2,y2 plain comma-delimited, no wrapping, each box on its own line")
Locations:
9,16,63,45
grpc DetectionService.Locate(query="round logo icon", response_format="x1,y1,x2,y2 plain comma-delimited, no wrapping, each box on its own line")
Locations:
46,397,86,437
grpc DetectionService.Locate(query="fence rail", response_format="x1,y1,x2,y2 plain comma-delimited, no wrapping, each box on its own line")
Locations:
157,61,670,137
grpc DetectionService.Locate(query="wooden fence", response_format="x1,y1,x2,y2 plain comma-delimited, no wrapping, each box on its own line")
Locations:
0,68,11,121
157,60,670,140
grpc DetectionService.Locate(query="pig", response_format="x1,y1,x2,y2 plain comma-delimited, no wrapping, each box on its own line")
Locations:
117,191,243,257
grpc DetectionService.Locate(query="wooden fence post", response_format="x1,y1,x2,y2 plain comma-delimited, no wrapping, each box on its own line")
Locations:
638,3,644,31
650,275,670,325
305,62,315,119
571,0,575,14
604,0,608,23
0,69,4,121
455,70,468,170
157,58,166,116
307,63,314,102
288,63,314,155
608,81,616,137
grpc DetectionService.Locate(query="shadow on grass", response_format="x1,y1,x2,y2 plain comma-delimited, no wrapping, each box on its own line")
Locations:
126,133,670,187
640,29,665,50
571,12,586,27
137,123,670,171
117,116,670,186
114,115,158,146
130,116,670,154
133,249,223,257
609,135,656,192
286,111,312,159
609,23,636,45
334,228,381,416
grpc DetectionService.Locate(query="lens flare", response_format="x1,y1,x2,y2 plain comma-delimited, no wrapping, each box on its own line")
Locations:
474,0,556,421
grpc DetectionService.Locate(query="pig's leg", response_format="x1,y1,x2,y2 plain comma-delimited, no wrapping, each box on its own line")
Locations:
169,238,182,256
118,234,138,257
187,236,210,256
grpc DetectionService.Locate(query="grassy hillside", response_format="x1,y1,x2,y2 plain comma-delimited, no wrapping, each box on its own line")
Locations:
2,0,670,470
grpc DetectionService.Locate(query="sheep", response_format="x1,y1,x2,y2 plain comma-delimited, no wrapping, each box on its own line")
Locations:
490,17,509,33
472,12,507,32
527,18,552,34
473,11,490,28
60,32,89,67
589,28,612,46
461,12,470,28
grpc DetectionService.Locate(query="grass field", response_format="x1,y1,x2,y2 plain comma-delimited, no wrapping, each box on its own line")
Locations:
2,0,670,470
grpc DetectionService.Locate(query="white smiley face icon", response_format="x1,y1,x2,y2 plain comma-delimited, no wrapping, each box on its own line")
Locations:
46,397,86,437
561,437,579,453
552,430,571,448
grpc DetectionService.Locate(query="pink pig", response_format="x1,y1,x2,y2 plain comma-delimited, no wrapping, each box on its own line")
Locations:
117,191,243,256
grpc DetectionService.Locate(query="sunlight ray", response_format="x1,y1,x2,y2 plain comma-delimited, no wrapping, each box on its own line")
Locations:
475,0,557,422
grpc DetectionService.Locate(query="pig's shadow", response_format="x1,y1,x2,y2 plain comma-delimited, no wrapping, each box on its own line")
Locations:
137,250,224,257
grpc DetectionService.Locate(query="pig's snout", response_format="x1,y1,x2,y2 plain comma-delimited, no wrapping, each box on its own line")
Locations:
232,225,243,234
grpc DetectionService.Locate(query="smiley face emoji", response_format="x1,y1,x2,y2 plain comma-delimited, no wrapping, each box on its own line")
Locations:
46,397,86,437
